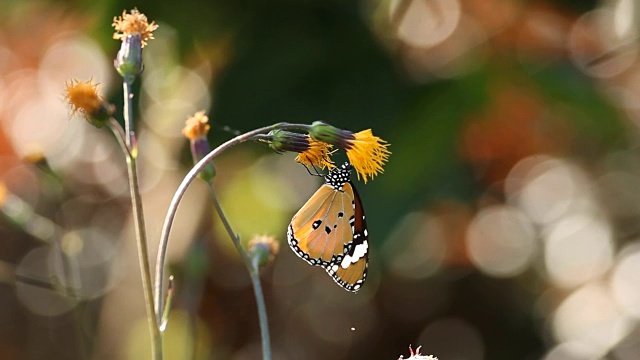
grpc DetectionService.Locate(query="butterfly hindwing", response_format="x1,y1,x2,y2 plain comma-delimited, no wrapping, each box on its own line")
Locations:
325,181,369,292
287,162,369,292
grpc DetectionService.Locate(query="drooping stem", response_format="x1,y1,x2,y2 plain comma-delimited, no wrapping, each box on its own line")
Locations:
121,81,162,360
206,183,271,360
108,118,131,158
153,122,310,325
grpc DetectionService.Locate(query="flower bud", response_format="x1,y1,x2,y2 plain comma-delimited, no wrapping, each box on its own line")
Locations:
263,130,335,169
114,34,143,80
267,130,310,154
309,121,353,148
183,111,215,181
248,235,280,268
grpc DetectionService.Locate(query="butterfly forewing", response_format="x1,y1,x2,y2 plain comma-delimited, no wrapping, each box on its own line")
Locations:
303,190,353,264
288,184,354,267
287,162,369,292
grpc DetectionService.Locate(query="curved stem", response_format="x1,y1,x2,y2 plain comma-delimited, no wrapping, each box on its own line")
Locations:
108,118,131,158
153,122,310,324
122,81,162,360
206,184,271,360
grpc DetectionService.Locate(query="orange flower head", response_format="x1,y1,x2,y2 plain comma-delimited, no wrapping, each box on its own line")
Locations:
309,122,390,183
248,235,280,267
265,130,335,170
344,129,390,183
182,111,211,141
295,137,335,170
64,79,114,128
112,8,158,47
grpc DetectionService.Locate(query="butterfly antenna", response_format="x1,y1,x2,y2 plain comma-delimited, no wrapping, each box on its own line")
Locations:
212,123,241,136
302,164,324,177
312,165,323,176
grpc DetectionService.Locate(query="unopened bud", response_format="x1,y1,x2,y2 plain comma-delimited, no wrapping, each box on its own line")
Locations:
115,34,143,81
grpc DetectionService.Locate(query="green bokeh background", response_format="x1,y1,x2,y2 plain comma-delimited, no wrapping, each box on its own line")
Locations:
1,0,636,359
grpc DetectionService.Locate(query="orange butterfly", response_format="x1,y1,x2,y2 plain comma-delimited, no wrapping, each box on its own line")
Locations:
287,162,369,292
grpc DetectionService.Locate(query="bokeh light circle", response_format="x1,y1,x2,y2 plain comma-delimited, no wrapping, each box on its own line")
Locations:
16,246,77,316
544,214,614,288
466,205,536,277
552,283,632,358
391,0,461,48
611,243,640,318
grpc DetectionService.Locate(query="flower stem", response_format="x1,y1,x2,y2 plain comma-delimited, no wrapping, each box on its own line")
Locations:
206,183,271,360
154,122,311,326
108,118,131,158
250,257,271,360
121,81,162,360
123,81,135,149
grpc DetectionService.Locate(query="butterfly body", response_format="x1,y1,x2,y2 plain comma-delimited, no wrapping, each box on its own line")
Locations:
287,162,369,292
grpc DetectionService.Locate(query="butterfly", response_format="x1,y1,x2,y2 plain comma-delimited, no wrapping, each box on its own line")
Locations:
287,162,369,292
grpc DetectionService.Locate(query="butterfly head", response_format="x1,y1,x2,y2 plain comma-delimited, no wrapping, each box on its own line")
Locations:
325,162,352,190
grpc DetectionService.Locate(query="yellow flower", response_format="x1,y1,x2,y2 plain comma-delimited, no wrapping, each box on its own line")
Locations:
64,79,114,128
182,111,211,140
344,129,390,183
183,111,215,180
65,79,100,116
248,235,280,267
264,130,335,169
295,137,335,170
309,122,390,183
112,8,158,48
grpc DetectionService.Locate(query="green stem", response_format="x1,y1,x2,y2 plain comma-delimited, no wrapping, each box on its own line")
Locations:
206,184,271,360
153,122,310,326
123,81,134,148
121,82,162,360
108,118,131,158
250,257,271,360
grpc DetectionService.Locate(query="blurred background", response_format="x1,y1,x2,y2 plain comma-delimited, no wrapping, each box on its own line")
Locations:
1,0,640,359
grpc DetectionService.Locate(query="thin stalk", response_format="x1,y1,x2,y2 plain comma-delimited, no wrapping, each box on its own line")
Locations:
154,122,310,324
108,118,131,158
123,81,135,148
250,257,271,360
206,184,271,360
121,81,162,360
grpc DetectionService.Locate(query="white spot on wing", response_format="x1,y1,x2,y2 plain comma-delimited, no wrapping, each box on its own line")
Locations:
340,241,368,269
352,241,368,262
341,255,352,269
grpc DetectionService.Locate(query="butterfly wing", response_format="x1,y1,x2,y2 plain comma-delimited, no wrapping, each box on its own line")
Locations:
288,184,354,267
325,181,369,292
